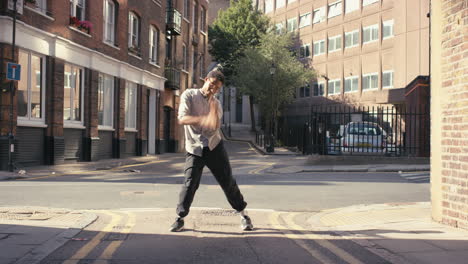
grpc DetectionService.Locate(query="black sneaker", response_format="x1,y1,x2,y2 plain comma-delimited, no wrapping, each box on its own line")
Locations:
170,217,184,232
241,216,253,231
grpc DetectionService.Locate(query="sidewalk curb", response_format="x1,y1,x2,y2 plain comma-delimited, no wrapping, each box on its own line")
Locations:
14,211,98,264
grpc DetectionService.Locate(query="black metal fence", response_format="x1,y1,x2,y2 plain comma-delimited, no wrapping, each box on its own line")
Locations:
274,105,430,157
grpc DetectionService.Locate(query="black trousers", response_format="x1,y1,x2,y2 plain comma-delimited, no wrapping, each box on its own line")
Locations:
176,141,247,217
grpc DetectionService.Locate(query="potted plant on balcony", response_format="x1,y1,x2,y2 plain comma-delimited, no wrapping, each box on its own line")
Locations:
69,16,92,34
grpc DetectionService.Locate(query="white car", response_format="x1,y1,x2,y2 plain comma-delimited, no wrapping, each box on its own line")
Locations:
339,122,387,154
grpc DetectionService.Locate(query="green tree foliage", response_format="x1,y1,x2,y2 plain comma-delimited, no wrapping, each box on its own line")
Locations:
208,0,269,80
233,32,316,129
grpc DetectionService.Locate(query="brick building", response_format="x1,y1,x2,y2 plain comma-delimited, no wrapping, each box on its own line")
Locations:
431,0,467,230
0,0,208,170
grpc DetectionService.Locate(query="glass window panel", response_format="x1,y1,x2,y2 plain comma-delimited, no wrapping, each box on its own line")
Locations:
73,68,82,121
98,75,104,125
31,55,42,119
276,0,285,9
363,0,379,6
265,0,273,13
328,1,342,18
64,65,72,120
299,13,311,28
17,51,29,117
345,0,359,13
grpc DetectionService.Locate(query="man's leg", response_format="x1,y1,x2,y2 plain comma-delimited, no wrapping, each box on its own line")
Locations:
176,153,205,218
205,141,247,212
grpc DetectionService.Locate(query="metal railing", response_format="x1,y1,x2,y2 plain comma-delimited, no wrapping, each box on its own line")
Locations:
164,67,181,90
166,8,182,35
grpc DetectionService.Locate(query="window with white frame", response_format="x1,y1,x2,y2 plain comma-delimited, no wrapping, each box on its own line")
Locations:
128,12,140,50
275,22,284,34
328,1,342,18
299,13,311,28
382,71,394,88
362,73,378,90
313,40,325,56
276,0,286,9
299,84,310,97
103,0,116,44
287,18,298,32
98,73,115,128
70,0,86,21
149,26,159,64
345,30,359,48
200,7,206,32
35,0,47,13
17,50,45,123
313,7,326,24
328,35,342,52
344,76,359,92
299,44,311,58
363,24,379,44
363,0,379,7
313,82,325,96
383,20,394,39
345,0,359,13
182,44,188,70
64,64,83,123
265,0,274,13
328,79,341,95
183,0,189,18
125,82,138,130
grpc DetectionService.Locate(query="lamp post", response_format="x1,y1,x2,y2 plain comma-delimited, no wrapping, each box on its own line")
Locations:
266,63,276,153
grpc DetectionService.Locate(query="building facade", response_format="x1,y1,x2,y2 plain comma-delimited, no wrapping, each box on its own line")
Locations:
257,0,429,112
0,0,208,170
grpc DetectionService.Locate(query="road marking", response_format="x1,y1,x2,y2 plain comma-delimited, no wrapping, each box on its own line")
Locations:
93,212,136,264
283,213,365,264
249,163,274,174
269,212,333,264
398,172,430,183
63,211,122,264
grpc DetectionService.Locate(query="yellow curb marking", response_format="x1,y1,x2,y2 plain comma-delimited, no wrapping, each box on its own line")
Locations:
269,212,333,264
93,212,136,264
63,211,122,264
283,213,365,264
249,163,275,175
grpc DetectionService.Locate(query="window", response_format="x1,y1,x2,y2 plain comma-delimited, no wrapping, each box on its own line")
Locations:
276,0,286,9
265,0,274,13
362,73,378,90
103,0,116,44
328,79,341,95
363,0,379,7
128,12,140,50
17,50,45,123
313,7,326,24
313,82,325,96
125,82,138,130
287,18,298,32
345,76,359,92
182,45,188,70
313,40,325,56
383,20,394,39
275,23,284,34
299,85,311,97
299,44,311,58
149,26,159,64
299,13,311,28
363,24,379,44
98,73,115,128
183,0,189,18
64,64,83,123
192,1,198,32
35,0,47,13
382,71,394,88
199,54,205,78
328,35,342,52
70,0,85,21
345,0,359,13
345,30,359,48
192,48,197,83
328,1,342,18
200,7,206,32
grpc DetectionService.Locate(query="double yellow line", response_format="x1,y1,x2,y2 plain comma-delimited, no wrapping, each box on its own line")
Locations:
270,212,364,264
63,211,136,264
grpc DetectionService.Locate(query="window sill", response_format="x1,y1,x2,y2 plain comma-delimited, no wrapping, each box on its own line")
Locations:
69,26,92,38
313,53,325,57
383,86,394,89
17,120,48,128
64,123,86,129
149,62,161,68
181,69,189,74
345,45,359,49
24,6,55,21
151,0,162,7
183,17,190,23
103,41,120,50
98,126,115,131
363,40,378,45
328,93,341,96
200,30,207,36
328,49,341,54
124,129,138,133
344,90,359,94
128,52,142,60
383,36,394,40
362,88,379,92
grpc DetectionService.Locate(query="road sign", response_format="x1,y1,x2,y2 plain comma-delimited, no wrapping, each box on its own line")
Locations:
7,62,21,81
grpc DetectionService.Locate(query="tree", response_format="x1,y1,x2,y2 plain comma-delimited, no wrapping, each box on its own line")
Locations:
233,31,316,135
208,0,269,81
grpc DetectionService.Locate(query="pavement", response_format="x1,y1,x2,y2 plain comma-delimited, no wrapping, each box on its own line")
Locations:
0,123,466,263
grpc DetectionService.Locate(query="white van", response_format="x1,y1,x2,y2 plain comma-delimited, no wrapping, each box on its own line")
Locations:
338,121,387,154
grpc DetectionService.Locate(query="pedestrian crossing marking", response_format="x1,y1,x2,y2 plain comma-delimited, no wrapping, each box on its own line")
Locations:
249,163,274,174
398,172,430,183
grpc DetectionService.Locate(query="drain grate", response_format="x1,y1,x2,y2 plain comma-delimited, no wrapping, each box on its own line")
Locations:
102,233,129,241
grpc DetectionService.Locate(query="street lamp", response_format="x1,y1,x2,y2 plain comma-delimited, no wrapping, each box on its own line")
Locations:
266,63,276,153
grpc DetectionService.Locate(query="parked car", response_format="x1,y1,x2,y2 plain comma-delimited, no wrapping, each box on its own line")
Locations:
339,121,387,154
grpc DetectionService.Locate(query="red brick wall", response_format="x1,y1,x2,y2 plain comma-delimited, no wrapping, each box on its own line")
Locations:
439,0,468,229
